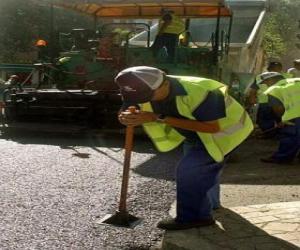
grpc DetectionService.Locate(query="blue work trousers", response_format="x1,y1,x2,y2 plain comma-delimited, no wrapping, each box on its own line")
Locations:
151,33,178,63
272,118,300,162
176,142,224,223
256,103,277,132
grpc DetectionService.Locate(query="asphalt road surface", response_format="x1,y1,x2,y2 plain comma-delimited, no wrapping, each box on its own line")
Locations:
0,128,299,250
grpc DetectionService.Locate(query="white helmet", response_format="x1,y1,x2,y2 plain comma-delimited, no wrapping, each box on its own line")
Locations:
256,72,283,85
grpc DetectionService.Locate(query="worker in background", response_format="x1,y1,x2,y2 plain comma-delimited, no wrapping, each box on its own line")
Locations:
151,8,185,63
247,61,286,103
247,72,285,137
116,66,253,230
0,75,19,93
261,78,300,164
4,75,21,89
35,39,48,61
267,61,283,73
1,75,21,102
266,61,293,78
246,61,286,98
287,59,300,78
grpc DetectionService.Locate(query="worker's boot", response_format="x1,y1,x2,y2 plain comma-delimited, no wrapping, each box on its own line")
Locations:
157,217,215,230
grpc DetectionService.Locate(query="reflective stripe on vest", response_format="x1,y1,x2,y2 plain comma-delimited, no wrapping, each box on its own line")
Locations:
265,78,300,121
141,76,253,162
213,110,247,138
160,14,185,35
209,94,253,159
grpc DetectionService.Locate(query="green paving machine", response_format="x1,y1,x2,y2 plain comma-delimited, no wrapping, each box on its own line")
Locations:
0,0,234,129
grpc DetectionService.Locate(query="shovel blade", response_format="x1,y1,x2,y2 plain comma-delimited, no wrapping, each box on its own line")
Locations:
96,211,142,228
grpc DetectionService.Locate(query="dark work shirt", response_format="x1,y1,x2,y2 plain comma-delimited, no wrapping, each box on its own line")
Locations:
268,95,284,119
268,95,284,108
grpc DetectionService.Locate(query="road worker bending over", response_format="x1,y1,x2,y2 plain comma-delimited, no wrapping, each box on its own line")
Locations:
116,66,253,230
247,72,285,136
261,78,300,164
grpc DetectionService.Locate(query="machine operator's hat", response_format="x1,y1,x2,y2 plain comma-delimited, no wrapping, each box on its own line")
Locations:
256,72,283,85
294,59,300,64
10,75,19,79
115,66,165,103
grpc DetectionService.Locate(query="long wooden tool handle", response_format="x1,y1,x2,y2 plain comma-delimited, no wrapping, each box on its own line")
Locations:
118,107,136,212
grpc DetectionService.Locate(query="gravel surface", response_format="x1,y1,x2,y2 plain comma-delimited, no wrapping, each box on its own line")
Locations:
0,130,299,250
0,131,179,250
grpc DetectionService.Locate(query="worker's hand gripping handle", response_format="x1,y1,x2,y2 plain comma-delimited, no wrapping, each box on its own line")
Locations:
119,106,136,213
124,106,136,152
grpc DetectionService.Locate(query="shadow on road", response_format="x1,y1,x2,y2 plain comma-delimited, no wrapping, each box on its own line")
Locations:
0,128,155,152
164,207,298,249
1,129,299,186
221,138,300,185
133,150,180,182
134,138,300,186
214,208,298,249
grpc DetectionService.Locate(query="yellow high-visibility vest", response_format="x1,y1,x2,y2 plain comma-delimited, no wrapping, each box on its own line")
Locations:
257,83,269,104
265,78,300,122
159,14,185,35
254,75,268,104
140,76,254,162
282,72,293,78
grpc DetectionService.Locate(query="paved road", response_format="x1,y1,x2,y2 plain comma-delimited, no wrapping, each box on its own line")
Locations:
0,129,299,249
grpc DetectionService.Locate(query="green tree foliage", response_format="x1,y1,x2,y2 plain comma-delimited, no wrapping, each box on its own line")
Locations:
263,0,300,64
0,0,39,62
263,15,286,59
0,0,93,63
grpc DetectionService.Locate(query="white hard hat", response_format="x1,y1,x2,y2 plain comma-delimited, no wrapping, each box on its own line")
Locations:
115,66,165,103
294,59,300,64
256,72,283,85
10,75,19,79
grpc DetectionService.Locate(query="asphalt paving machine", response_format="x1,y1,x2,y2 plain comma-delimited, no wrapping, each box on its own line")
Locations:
0,0,233,129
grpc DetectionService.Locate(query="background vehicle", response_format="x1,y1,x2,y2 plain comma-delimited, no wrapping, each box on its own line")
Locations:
0,0,267,129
